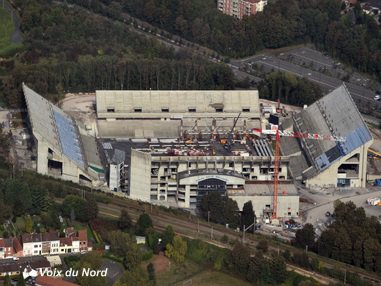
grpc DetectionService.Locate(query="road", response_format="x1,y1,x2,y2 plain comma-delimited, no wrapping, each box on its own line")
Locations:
232,54,381,105
305,190,381,229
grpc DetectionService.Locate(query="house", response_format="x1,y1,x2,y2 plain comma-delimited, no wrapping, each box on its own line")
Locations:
22,232,60,256
36,276,80,286
0,257,50,277
0,238,23,259
21,228,91,257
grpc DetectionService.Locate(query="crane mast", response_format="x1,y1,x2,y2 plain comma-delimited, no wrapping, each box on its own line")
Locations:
272,129,280,219
254,127,346,220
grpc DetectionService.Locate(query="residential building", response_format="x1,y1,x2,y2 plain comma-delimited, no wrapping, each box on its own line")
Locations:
0,257,50,277
217,0,268,19
36,276,80,286
20,228,91,257
0,238,23,259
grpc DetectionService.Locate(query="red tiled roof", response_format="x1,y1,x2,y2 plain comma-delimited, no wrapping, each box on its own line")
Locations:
36,276,79,286
59,238,72,246
77,229,87,241
22,233,42,243
13,238,22,253
42,231,59,242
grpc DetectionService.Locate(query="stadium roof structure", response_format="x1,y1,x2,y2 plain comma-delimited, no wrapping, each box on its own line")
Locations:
283,84,372,181
23,83,86,170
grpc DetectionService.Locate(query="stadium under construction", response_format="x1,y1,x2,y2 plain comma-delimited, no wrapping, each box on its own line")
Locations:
23,84,373,219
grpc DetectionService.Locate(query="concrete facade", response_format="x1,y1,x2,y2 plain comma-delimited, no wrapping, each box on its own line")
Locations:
217,0,267,19
129,149,152,201
96,90,260,119
305,141,372,188
23,84,95,185
282,85,373,189
125,147,292,214
232,195,299,217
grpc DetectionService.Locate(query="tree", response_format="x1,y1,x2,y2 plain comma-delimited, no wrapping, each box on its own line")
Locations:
229,243,250,276
75,252,106,286
161,225,175,247
256,239,268,253
271,256,287,284
4,179,32,216
16,272,25,286
30,186,48,214
146,228,159,252
199,192,239,227
108,231,142,270
147,263,156,285
241,201,255,232
114,267,150,286
295,223,315,250
84,195,98,221
165,235,187,264
0,201,11,224
24,215,33,233
118,209,132,231
4,274,11,286
136,213,153,236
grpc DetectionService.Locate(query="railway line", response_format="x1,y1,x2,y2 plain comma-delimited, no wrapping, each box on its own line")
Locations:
55,188,381,285
95,195,381,285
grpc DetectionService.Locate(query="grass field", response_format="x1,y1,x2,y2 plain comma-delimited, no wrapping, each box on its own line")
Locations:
0,7,14,48
174,270,252,286
155,259,204,286
0,7,21,56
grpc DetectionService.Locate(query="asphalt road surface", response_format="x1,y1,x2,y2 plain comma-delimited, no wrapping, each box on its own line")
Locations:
231,51,381,110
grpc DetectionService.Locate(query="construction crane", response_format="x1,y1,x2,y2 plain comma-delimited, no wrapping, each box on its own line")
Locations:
224,112,242,151
253,127,346,219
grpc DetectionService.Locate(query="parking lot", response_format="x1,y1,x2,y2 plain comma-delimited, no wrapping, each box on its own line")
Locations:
230,46,381,108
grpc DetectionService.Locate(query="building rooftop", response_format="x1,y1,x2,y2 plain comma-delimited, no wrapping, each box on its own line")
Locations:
36,276,80,286
228,182,298,196
23,84,87,170
292,85,372,178
0,256,50,273
101,137,281,165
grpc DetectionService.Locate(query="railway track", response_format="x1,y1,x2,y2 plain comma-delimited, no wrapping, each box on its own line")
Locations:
55,193,381,285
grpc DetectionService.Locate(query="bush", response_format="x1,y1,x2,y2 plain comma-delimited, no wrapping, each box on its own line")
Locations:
141,249,153,261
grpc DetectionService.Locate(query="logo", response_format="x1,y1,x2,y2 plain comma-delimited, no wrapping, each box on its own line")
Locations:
23,266,38,280
39,267,108,278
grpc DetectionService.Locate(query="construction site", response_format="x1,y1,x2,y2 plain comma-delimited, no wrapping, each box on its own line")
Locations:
20,84,380,224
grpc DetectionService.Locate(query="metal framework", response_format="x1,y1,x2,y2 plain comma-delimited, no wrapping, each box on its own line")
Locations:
253,128,346,219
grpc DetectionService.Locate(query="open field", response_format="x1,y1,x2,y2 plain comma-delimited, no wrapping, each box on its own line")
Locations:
0,7,13,49
154,259,203,286
0,7,19,56
174,270,252,286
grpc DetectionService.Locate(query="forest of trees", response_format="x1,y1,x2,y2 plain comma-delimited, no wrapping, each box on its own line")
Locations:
295,201,381,274
259,71,323,106
0,0,236,107
82,0,381,81
2,0,379,108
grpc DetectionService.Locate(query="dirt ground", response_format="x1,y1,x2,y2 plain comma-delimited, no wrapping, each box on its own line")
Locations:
152,253,170,273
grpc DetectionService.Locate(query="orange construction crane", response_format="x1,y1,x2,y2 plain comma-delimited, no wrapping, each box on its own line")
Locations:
253,128,346,219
